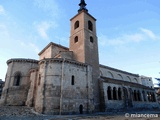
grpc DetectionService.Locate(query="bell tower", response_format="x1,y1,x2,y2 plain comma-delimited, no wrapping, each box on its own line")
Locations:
69,0,100,110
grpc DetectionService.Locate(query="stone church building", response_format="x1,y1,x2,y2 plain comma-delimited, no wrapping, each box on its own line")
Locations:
0,0,159,115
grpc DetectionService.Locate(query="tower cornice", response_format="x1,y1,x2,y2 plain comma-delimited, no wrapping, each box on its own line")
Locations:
70,10,96,21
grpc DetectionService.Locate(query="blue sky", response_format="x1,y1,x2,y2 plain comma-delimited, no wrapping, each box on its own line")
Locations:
0,0,160,85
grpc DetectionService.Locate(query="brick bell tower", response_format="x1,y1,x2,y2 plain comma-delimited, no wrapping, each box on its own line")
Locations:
69,0,100,111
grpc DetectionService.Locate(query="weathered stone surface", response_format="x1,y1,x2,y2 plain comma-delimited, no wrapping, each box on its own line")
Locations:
1,2,159,116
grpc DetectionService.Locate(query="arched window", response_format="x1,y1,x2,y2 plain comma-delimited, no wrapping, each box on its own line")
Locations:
137,90,141,101
123,87,128,100
142,91,146,101
90,36,93,43
79,104,83,114
152,93,156,102
107,86,112,100
113,87,117,100
117,74,123,80
71,75,75,85
107,71,114,79
74,21,79,29
134,78,138,83
38,74,41,86
88,20,93,31
147,92,151,102
14,72,21,86
74,36,78,43
134,90,137,101
118,88,122,100
126,76,131,82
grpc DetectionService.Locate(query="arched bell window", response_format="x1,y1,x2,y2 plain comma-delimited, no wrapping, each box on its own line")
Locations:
13,72,21,86
90,36,94,43
107,86,112,100
88,20,93,31
74,21,79,29
74,36,78,43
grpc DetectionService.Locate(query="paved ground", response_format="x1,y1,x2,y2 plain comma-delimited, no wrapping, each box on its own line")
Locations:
0,106,160,120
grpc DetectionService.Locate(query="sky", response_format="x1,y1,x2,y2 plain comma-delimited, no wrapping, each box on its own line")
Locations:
0,0,160,85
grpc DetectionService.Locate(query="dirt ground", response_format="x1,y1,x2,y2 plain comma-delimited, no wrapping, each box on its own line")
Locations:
0,106,160,120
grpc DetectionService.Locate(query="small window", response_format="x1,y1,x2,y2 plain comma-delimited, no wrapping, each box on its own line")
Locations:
118,88,122,100
74,21,79,29
14,72,21,86
71,75,74,85
88,20,93,31
74,36,78,43
113,87,117,100
90,36,93,43
107,86,112,100
38,74,41,85
79,104,83,114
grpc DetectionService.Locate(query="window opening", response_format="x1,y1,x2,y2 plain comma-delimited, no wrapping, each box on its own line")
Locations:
74,36,78,43
14,72,21,86
74,21,79,29
107,86,112,100
90,36,93,43
71,75,74,85
88,20,93,31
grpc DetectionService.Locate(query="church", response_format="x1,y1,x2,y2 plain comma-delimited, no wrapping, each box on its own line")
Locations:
0,0,158,115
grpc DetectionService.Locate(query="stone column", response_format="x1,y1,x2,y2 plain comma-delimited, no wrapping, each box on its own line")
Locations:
111,88,113,100
116,90,119,100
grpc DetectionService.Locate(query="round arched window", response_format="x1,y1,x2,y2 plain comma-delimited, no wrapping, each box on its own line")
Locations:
74,36,78,43
74,21,79,29
90,36,93,43
88,20,93,31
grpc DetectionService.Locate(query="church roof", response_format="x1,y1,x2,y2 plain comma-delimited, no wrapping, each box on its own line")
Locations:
100,76,153,90
7,58,38,65
100,64,139,77
38,42,69,55
39,58,88,67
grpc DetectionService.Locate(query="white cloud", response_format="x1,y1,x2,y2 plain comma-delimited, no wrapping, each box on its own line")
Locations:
0,5,5,14
36,21,57,40
37,22,50,39
99,33,145,46
123,33,144,42
99,28,158,46
140,28,157,40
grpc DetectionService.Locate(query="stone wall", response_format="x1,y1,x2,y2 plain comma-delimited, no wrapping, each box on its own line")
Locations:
140,76,154,88
39,42,69,60
99,77,159,111
100,65,141,84
26,69,38,107
35,58,94,115
1,59,38,106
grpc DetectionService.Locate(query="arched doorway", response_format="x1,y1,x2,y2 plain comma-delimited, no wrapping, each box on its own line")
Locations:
79,105,83,114
128,88,133,107
123,87,129,108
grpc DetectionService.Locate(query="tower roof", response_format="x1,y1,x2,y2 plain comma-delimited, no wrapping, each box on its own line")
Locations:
78,0,88,13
